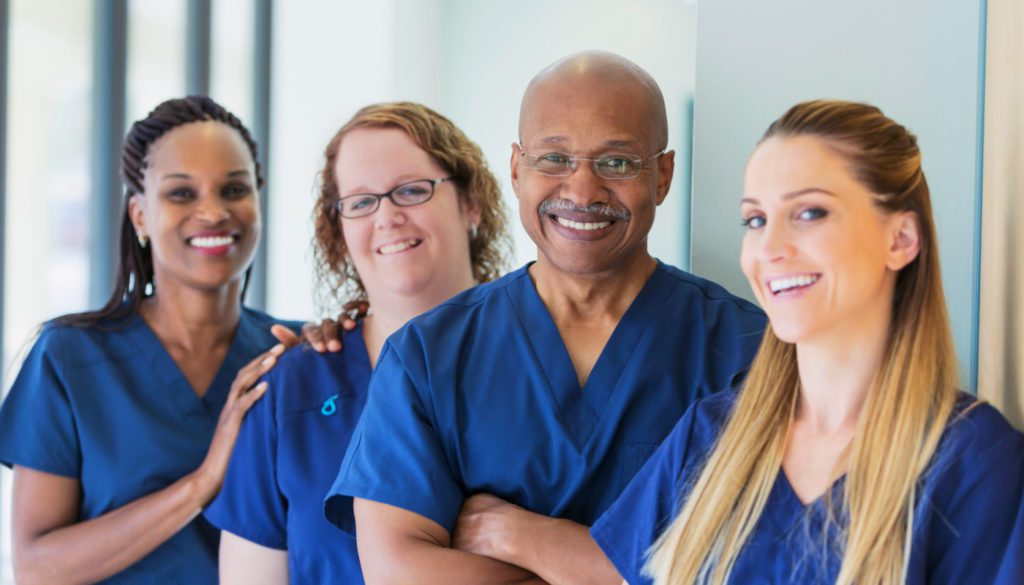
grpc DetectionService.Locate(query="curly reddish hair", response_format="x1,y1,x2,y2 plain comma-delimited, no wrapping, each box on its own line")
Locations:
312,102,512,316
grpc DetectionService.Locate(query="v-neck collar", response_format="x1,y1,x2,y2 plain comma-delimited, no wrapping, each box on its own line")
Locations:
505,261,678,448
127,308,261,417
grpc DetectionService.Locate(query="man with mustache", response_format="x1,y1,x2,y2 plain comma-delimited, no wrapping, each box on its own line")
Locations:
325,51,766,584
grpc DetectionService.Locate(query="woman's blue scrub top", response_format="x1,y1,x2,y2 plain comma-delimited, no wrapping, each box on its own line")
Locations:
592,390,1024,585
0,307,298,584
325,262,767,535
205,324,372,584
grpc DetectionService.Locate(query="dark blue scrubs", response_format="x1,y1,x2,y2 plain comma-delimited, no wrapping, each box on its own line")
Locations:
591,391,1024,585
0,308,297,585
325,262,766,535
205,324,372,584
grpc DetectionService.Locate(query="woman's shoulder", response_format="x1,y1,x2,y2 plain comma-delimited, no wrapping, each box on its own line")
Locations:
938,393,1024,460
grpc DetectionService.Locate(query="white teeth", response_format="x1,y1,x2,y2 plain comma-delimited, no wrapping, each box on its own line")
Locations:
769,274,820,294
555,216,612,231
378,239,420,255
189,236,234,248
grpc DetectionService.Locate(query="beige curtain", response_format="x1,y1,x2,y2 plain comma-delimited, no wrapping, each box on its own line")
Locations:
978,0,1024,429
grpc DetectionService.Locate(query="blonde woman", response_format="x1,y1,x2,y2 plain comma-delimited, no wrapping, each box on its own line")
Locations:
591,100,1024,584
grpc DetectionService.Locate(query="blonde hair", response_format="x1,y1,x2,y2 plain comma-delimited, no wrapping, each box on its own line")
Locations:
645,100,959,585
311,101,512,317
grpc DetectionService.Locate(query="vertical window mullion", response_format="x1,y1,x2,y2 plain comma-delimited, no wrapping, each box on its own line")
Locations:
186,0,211,96
89,0,127,308
248,0,271,309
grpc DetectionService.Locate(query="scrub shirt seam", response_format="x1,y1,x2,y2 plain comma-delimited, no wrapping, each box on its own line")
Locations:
660,268,764,318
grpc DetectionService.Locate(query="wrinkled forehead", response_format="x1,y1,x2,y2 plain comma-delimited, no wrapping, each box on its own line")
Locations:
519,79,659,153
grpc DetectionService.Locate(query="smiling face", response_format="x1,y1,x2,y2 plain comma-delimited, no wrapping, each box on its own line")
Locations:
740,135,919,345
129,121,259,295
511,73,674,277
335,127,478,303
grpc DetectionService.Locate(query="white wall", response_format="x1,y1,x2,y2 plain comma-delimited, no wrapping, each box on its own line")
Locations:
690,0,986,386
266,0,697,320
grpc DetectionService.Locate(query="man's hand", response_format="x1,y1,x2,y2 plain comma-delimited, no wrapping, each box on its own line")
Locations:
452,493,537,562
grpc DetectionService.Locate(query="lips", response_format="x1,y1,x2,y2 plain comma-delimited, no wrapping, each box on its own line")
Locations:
186,232,239,255
376,238,423,255
767,273,821,295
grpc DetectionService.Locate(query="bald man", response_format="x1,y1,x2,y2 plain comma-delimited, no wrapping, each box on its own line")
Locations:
325,52,766,584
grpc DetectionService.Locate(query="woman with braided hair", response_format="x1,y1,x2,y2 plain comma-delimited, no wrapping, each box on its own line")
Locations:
0,96,304,584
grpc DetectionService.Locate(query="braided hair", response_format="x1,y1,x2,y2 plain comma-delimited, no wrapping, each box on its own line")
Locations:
55,96,262,328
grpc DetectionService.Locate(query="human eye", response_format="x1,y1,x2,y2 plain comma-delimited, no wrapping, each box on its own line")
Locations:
534,152,573,169
741,214,766,230
795,207,828,221
222,182,252,199
393,182,431,200
595,155,638,176
165,187,195,201
342,195,376,215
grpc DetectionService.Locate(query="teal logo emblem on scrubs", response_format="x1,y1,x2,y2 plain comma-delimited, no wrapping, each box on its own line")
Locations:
321,394,339,416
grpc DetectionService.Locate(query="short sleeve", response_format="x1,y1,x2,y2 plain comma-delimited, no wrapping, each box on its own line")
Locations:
925,407,1024,585
324,343,464,535
590,402,706,585
0,328,81,477
204,371,287,549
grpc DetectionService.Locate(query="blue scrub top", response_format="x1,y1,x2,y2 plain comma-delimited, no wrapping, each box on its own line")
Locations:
591,391,1024,585
325,262,766,535
205,324,372,584
0,307,298,585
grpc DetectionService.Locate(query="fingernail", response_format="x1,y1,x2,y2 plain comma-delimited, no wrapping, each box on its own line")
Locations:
254,381,268,392
261,355,276,367
271,343,285,354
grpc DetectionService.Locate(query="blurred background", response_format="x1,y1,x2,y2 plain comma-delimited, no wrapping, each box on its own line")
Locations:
2,0,1020,581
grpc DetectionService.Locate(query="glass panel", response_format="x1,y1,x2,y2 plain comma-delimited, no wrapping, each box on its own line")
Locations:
126,0,186,125
2,1,94,580
211,0,255,127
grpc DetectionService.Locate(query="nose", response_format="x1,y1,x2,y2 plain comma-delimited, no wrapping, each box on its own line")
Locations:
194,191,230,223
559,161,608,207
756,219,794,263
374,197,407,230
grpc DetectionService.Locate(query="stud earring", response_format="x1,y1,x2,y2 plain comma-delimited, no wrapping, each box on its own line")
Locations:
137,234,149,248
469,224,479,240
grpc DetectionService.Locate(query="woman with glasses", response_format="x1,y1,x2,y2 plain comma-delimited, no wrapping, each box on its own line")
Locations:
0,96,308,584
204,101,511,584
592,100,1024,585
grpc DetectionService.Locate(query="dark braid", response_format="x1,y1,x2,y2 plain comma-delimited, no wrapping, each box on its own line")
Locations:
54,96,262,328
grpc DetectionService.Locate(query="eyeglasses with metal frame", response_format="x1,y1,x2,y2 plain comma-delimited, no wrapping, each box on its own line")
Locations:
335,177,453,219
517,145,665,180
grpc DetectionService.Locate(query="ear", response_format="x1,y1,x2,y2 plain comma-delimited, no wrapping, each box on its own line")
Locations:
886,211,921,271
510,143,523,201
127,194,147,237
655,150,675,205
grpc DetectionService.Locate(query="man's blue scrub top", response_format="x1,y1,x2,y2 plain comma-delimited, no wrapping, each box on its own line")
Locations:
205,324,372,584
0,307,297,584
592,391,1024,585
325,262,767,534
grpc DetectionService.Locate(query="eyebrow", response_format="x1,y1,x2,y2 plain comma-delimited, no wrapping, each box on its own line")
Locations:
161,169,251,182
740,187,837,205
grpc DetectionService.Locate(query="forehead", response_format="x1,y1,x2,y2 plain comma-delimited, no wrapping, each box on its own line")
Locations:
744,135,861,199
520,79,655,151
334,127,444,193
146,121,253,172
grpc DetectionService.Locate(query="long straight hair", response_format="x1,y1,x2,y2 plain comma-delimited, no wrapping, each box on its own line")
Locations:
645,100,959,585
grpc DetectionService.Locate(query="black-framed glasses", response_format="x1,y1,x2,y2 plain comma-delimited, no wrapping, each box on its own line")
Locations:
335,177,453,219
518,145,665,180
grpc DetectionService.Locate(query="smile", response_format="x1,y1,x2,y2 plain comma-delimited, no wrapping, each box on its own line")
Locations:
377,238,422,255
768,273,820,295
187,235,236,249
554,216,612,231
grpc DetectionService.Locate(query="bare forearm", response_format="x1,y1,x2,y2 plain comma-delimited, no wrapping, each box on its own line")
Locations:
361,539,547,585
16,472,209,585
499,517,620,585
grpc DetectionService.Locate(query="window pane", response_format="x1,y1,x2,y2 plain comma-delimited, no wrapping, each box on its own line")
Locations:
2,1,94,580
211,0,255,126
126,0,186,124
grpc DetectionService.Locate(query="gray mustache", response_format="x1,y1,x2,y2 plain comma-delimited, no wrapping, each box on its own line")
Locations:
538,199,631,221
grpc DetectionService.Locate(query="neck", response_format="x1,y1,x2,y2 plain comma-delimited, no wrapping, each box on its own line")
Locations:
530,251,657,322
140,280,243,352
362,273,477,366
794,299,892,434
